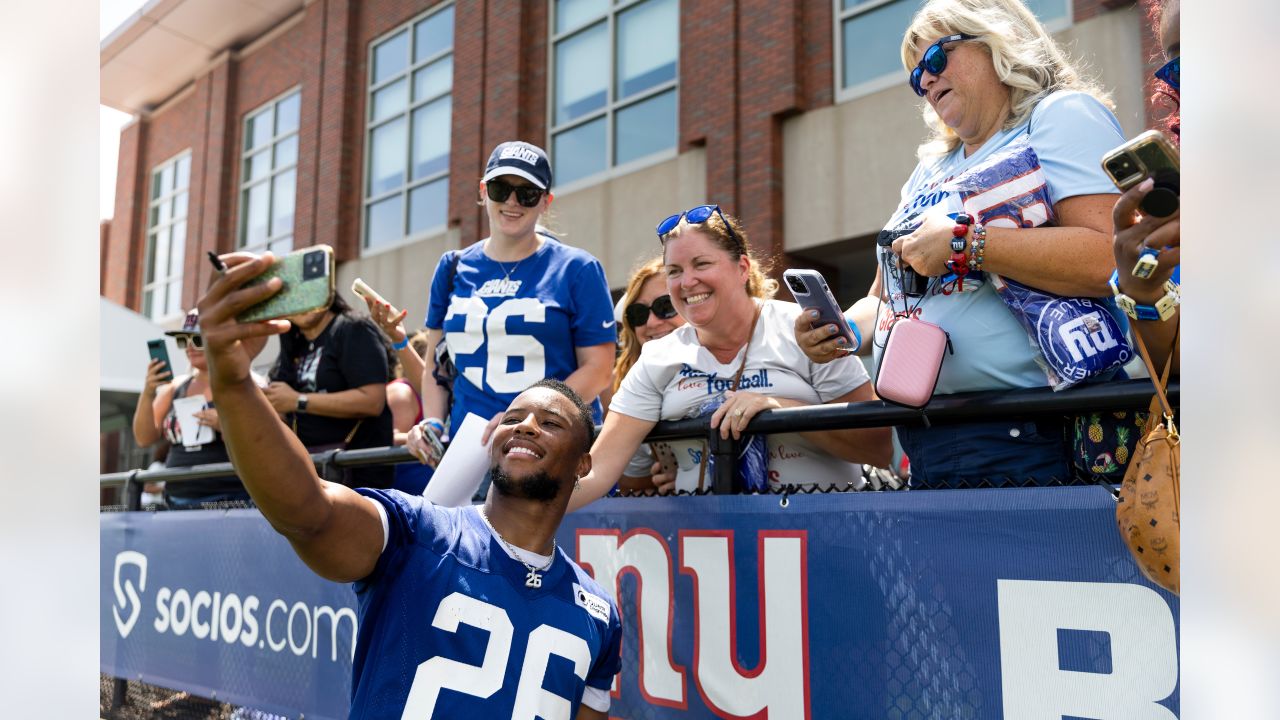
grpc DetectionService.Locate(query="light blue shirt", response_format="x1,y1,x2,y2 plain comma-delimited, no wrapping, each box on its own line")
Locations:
872,91,1124,394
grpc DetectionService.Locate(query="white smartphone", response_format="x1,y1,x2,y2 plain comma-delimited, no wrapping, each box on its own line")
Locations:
351,277,388,305
783,269,859,350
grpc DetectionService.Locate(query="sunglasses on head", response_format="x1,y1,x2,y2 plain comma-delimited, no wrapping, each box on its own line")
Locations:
175,334,204,350
1155,56,1179,91
909,33,977,97
625,294,678,328
485,179,546,208
655,204,742,251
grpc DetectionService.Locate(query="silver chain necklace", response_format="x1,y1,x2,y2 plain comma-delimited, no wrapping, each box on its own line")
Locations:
479,509,555,588
496,257,522,281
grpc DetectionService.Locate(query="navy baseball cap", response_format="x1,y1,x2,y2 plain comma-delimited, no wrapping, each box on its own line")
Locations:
482,141,553,190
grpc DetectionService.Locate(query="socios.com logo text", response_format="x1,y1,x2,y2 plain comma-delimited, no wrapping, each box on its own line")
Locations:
112,551,357,662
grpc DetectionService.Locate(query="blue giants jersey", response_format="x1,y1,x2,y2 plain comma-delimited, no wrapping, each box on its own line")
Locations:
425,236,617,433
350,490,622,719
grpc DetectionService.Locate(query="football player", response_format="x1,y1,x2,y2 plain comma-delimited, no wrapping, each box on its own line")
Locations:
197,252,621,719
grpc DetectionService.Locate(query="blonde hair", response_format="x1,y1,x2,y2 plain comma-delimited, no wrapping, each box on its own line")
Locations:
661,209,778,300
612,257,669,393
902,0,1111,158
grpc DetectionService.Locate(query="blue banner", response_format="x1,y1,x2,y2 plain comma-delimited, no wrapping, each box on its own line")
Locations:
102,487,1180,718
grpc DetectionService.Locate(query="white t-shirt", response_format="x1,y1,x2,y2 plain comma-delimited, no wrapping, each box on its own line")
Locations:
610,300,870,491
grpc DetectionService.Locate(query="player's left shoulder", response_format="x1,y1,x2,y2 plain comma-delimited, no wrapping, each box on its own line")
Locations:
561,558,619,627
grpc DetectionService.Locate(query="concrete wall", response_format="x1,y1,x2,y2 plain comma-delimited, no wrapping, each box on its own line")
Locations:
782,5,1146,252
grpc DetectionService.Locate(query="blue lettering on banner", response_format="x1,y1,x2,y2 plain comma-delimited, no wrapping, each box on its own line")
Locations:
102,487,1179,719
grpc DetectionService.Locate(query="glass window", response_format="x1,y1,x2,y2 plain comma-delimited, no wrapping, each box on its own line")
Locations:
615,89,676,166
836,0,1071,97
552,116,607,186
554,24,609,125
142,151,191,321
238,89,301,255
550,0,678,186
373,30,409,85
363,3,454,249
616,0,677,100
555,0,608,33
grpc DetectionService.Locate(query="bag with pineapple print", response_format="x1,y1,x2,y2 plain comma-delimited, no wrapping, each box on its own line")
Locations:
1072,409,1148,481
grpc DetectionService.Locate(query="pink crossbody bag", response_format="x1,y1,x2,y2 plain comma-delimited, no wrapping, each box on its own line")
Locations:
874,315,952,410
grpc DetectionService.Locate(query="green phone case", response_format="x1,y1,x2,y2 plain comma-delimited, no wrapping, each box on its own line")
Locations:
236,245,336,323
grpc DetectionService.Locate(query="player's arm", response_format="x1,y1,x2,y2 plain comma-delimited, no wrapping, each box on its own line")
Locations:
199,252,385,583
564,342,615,404
576,705,606,720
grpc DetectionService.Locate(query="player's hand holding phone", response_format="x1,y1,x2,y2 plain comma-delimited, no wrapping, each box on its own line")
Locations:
197,252,292,390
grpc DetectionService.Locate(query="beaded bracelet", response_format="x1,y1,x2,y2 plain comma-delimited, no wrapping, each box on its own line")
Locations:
967,223,987,272
948,214,971,281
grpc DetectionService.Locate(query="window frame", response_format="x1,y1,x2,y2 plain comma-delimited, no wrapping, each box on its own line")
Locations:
237,85,302,255
142,150,192,322
546,0,680,193
360,1,455,255
832,0,1074,104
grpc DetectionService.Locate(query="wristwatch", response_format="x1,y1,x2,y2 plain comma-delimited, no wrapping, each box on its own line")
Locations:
296,394,309,413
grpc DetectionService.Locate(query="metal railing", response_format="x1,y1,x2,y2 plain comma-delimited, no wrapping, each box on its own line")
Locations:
101,378,1178,502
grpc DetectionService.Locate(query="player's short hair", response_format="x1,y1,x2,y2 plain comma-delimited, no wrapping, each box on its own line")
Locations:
529,378,595,452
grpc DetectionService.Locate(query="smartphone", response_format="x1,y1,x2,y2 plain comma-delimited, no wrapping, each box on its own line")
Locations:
1101,130,1180,217
783,269,860,350
236,245,336,323
351,277,388,305
651,441,678,478
146,338,173,379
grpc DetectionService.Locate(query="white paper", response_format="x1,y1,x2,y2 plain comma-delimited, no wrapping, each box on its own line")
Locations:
423,413,491,506
171,395,214,448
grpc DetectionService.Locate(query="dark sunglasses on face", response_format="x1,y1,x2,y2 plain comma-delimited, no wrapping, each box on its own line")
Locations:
909,33,977,97
625,294,678,328
485,179,546,208
175,334,204,350
655,204,743,251
1155,56,1179,91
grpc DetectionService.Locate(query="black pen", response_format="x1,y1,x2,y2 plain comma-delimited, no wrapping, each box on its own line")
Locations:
207,250,227,275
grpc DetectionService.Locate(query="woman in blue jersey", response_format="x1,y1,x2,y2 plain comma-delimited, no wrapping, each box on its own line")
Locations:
406,141,616,468
796,0,1125,486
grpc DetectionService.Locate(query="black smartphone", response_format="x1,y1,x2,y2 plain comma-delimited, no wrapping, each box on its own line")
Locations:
147,338,173,379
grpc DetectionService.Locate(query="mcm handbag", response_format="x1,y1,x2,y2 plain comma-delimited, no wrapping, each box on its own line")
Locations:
1115,328,1179,594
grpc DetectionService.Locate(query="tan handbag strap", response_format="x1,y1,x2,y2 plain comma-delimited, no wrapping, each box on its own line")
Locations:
697,304,763,491
1131,323,1178,420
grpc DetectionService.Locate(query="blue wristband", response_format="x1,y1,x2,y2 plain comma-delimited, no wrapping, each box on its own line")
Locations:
844,313,862,353
392,336,409,350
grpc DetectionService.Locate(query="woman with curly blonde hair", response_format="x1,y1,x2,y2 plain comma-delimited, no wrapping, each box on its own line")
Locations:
797,0,1127,486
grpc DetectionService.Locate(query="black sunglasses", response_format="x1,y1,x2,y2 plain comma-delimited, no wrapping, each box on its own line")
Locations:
1155,56,1179,91
174,334,204,350
624,294,678,328
909,33,976,97
485,179,546,208
655,205,742,252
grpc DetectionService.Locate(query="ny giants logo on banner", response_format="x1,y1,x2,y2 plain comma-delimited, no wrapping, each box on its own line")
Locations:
577,529,811,719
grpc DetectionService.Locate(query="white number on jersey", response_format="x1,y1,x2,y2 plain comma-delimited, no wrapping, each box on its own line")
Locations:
444,297,548,393
402,592,595,719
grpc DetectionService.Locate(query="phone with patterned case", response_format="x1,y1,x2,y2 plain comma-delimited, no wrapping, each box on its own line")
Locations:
651,441,678,478
236,245,336,323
